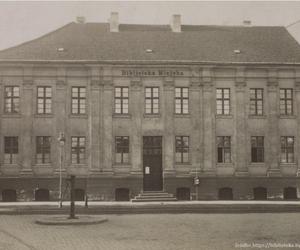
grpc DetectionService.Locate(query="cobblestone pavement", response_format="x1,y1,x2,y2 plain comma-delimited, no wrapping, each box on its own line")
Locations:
0,213,300,250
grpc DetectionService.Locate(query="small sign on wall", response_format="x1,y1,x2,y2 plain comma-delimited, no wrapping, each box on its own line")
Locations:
145,166,150,174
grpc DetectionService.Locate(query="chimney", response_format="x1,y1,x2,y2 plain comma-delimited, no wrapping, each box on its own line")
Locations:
110,12,119,32
76,16,86,24
243,20,251,26
171,14,181,32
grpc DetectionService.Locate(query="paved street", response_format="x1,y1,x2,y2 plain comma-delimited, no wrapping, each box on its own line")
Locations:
0,213,300,250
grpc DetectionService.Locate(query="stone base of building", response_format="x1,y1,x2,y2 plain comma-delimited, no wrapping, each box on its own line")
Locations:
0,177,299,201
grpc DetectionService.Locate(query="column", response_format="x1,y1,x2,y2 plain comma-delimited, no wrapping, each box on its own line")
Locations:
101,76,113,175
130,77,143,175
89,79,101,173
267,69,280,176
21,67,33,175
190,75,202,175
163,77,175,176
235,68,248,176
202,67,215,175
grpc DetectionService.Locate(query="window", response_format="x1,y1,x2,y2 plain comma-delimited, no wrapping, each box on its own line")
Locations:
71,136,86,164
37,87,52,114
4,137,18,164
250,89,263,115
281,136,294,163
115,136,129,163
216,88,230,115
36,136,51,164
71,87,86,114
175,87,189,114
175,136,189,163
251,136,264,162
217,136,231,163
4,86,20,113
114,87,129,114
145,87,159,114
280,89,293,115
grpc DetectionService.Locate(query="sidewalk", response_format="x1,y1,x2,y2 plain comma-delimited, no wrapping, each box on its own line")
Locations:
1,200,300,214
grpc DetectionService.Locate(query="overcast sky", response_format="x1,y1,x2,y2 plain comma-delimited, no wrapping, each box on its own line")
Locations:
1,1,300,50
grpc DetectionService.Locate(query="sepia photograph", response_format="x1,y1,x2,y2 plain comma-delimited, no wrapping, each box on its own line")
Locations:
0,0,300,249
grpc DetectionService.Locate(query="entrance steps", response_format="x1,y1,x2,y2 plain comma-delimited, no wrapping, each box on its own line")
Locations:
131,191,177,202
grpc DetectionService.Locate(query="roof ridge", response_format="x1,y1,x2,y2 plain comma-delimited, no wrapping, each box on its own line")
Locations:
0,22,74,54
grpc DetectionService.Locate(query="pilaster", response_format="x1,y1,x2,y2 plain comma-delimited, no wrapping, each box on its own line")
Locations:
295,79,300,175
190,76,202,175
201,67,215,176
21,68,34,175
234,67,248,176
163,77,176,176
267,69,281,176
89,78,101,174
130,77,143,176
101,76,113,175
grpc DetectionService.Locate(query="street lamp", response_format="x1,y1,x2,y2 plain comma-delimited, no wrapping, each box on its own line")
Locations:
58,132,66,208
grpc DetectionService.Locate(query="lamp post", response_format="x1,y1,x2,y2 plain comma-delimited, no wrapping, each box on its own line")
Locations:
58,132,65,208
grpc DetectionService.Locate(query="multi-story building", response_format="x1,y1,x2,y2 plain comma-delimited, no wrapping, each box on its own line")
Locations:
1,13,300,201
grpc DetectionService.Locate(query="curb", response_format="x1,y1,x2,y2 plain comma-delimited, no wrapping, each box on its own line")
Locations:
35,215,108,226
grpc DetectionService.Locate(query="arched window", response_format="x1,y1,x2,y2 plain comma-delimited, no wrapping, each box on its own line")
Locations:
218,187,233,200
176,187,191,200
74,189,85,201
283,187,297,200
253,187,267,200
115,188,130,201
2,189,17,202
35,189,50,201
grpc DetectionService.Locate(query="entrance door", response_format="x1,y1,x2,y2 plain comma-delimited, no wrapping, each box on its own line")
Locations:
143,136,163,191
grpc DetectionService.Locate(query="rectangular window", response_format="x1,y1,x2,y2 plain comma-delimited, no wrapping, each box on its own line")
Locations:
250,89,263,115
281,136,294,163
115,136,129,163
37,86,52,114
145,87,159,114
71,87,86,114
175,136,189,163
280,89,293,115
4,136,18,164
4,86,20,113
71,136,86,164
217,136,231,163
36,136,51,164
175,87,189,114
114,87,129,114
251,136,264,162
216,88,230,115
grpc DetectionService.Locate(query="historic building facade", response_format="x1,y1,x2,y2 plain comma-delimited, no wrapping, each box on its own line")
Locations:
1,13,300,201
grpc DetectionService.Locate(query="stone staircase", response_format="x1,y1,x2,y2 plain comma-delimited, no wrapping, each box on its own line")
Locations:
131,191,177,202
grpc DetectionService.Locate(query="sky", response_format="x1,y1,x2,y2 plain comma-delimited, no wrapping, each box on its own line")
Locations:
1,1,300,50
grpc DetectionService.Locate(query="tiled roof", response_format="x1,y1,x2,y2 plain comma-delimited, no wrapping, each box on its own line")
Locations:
0,22,300,63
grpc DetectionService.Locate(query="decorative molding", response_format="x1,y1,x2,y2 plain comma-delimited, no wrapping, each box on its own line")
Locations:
56,80,66,89
235,67,246,84
23,79,33,89
201,67,213,83
90,80,101,90
267,69,278,84
202,82,213,92
190,66,200,77
295,81,300,92
101,78,113,90
235,81,247,92
190,77,201,90
163,77,174,90
130,77,142,90
267,80,278,92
